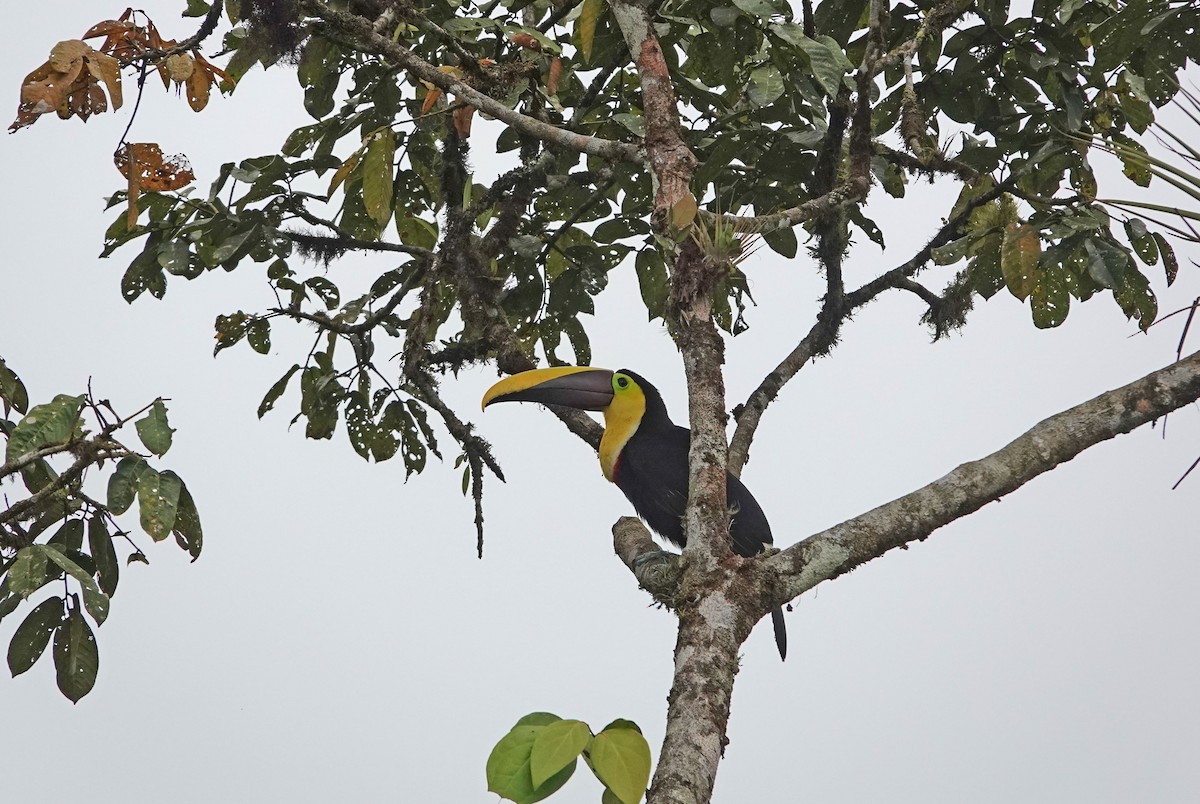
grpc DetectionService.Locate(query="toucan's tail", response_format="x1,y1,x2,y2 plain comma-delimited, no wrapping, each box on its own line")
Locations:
771,607,787,661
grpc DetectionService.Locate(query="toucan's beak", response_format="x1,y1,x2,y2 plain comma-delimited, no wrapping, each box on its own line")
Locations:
482,367,615,412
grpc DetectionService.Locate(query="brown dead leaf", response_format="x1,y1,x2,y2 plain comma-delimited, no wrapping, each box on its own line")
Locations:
49,40,91,73
186,65,211,111
421,87,443,116
11,56,84,130
82,19,133,40
546,57,562,96
114,142,195,191
86,52,122,110
453,105,475,138
11,36,127,130
114,142,194,228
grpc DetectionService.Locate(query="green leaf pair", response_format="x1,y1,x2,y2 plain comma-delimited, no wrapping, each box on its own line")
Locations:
487,712,652,804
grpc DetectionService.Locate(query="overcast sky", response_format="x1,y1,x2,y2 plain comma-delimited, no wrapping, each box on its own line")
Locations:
2,4,1199,803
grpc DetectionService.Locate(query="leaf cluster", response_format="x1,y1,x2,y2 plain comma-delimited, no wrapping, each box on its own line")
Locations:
487,712,652,804
14,0,1200,539
0,359,201,701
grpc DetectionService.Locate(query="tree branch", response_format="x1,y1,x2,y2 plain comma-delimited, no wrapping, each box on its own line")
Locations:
300,0,642,164
0,438,128,529
728,179,1012,472
765,348,1200,603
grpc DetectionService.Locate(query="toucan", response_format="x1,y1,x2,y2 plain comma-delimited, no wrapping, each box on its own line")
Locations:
482,366,787,660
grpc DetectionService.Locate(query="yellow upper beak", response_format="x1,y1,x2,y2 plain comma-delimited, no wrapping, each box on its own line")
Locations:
481,367,615,411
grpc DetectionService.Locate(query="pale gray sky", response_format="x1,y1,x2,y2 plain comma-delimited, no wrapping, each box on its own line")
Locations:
2,4,1198,803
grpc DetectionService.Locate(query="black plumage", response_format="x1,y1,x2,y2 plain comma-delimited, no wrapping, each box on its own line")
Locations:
611,371,787,660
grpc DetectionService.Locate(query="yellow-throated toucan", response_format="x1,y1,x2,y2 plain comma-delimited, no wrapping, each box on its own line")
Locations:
482,367,787,660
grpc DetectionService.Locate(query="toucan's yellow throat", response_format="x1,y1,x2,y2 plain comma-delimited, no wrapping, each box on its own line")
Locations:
481,367,648,482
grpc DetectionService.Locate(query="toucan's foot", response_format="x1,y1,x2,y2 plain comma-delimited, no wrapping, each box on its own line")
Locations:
631,549,677,572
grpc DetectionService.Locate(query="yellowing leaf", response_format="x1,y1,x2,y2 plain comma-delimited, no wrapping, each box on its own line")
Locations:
1000,222,1041,301
670,191,698,229
577,0,606,62
362,128,396,226
328,150,362,197
588,727,651,804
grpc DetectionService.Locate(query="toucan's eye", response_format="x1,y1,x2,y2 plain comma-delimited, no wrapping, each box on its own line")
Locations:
616,376,629,389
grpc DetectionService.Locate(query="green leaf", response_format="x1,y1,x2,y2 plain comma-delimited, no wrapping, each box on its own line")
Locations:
6,547,50,599
588,727,651,804
747,64,785,108
157,239,192,275
1153,232,1177,285
183,0,212,18
344,394,376,460
531,719,591,789
634,249,668,321
1112,134,1152,187
48,519,85,553
7,596,63,676
135,398,175,457
1124,218,1159,265
600,719,642,733
733,0,780,18
395,215,438,249
306,277,340,310
54,607,99,703
1031,267,1071,329
88,515,119,596
209,226,256,266
516,713,563,727
171,480,203,561
214,311,249,355
773,26,851,97
487,724,576,804
259,364,301,418
1083,238,1129,289
137,467,182,541
762,226,798,259
1114,267,1157,332
0,357,30,415
363,128,396,227
36,546,109,626
563,318,592,366
247,318,271,354
5,394,84,464
107,456,147,515
576,0,606,62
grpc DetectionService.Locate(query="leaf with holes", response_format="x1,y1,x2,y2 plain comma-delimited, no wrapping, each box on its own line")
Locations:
363,128,396,227
88,514,119,596
135,398,174,457
137,466,182,541
5,394,84,464
7,596,63,676
54,607,99,702
37,545,109,626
